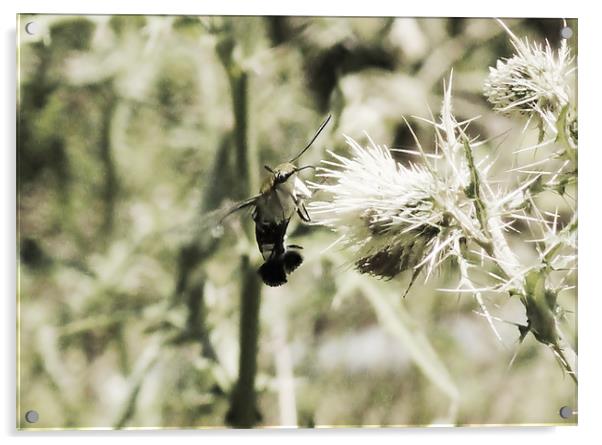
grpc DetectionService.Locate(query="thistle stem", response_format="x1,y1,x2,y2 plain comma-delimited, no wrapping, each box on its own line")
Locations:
227,255,262,427
462,137,577,383
230,72,251,200
220,50,263,427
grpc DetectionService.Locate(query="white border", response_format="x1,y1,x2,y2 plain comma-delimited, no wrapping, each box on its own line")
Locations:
3,1,600,444
2,0,585,17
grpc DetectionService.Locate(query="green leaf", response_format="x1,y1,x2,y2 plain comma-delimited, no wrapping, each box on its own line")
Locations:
522,269,558,345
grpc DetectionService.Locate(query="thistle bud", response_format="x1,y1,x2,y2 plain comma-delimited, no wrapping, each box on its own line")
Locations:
483,33,573,132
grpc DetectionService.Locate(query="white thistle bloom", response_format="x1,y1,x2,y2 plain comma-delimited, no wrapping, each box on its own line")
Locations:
309,135,465,281
308,77,491,284
483,21,574,132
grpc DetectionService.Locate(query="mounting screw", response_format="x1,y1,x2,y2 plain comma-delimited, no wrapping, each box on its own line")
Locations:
560,26,573,40
25,410,39,424
25,21,38,36
559,406,575,419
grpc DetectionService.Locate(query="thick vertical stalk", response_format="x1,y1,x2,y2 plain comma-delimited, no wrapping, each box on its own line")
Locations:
227,255,262,427
225,67,263,427
230,72,251,200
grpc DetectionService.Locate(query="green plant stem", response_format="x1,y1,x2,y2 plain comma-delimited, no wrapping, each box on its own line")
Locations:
227,255,263,427
222,56,263,427
552,340,578,384
99,89,118,237
461,138,519,281
556,105,577,164
230,72,251,200
462,137,577,383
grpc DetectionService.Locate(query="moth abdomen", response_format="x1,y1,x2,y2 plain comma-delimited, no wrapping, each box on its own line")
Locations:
283,250,303,273
258,259,288,287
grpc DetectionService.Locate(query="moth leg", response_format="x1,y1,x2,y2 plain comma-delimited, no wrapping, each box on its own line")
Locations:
289,192,311,222
296,201,311,222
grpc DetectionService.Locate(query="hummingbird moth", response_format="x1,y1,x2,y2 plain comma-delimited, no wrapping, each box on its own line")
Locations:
223,115,331,286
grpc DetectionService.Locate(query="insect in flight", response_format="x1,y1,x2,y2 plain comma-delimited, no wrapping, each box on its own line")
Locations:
223,115,332,287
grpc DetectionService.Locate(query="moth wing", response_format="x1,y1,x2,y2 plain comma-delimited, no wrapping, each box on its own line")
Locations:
218,194,261,224
132,195,260,253
186,195,260,238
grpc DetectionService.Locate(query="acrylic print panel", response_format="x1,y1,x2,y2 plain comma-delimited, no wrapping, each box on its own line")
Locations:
16,14,577,429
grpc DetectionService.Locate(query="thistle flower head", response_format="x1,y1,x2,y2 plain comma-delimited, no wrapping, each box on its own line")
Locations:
308,77,491,283
309,135,465,280
484,21,574,131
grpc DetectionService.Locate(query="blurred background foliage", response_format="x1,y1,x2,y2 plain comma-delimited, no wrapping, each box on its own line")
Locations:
17,15,576,428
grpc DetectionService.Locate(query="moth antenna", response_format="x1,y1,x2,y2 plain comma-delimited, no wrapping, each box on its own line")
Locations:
288,114,332,164
264,165,275,173
295,165,317,173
